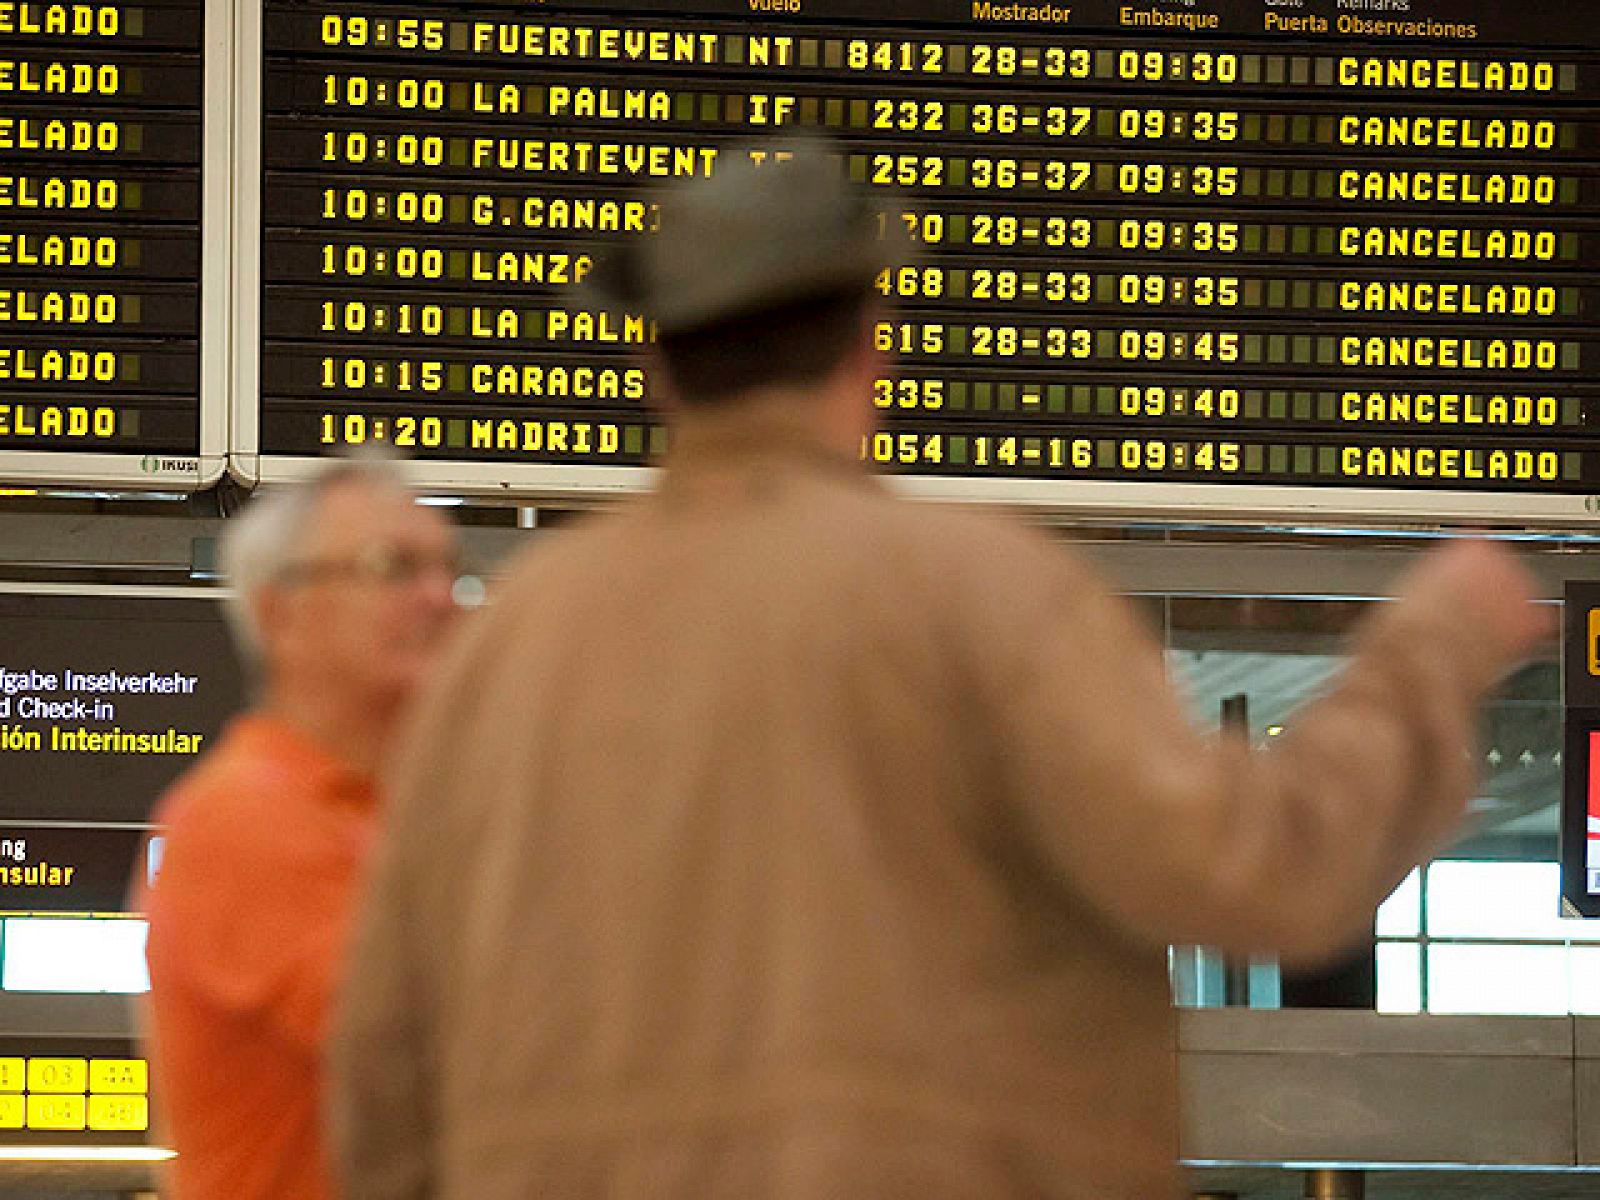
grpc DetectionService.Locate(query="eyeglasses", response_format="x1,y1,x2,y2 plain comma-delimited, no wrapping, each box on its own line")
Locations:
279,544,464,588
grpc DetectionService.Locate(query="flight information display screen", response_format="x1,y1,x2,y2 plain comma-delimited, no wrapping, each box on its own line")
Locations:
0,0,208,471
259,0,1600,515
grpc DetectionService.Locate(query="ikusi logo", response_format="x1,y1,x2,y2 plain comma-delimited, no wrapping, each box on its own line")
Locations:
139,456,199,475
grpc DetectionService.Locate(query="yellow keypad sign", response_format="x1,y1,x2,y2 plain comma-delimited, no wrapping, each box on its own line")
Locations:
26,1095,86,1131
0,1052,151,1137
89,1060,147,1094
27,1059,87,1093
88,1095,148,1132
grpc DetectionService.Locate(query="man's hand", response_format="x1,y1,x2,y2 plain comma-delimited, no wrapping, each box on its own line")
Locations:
1385,540,1552,697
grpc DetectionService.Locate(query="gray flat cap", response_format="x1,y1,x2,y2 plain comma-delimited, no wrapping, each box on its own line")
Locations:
581,136,910,336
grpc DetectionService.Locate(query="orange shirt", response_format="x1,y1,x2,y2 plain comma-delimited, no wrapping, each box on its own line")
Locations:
143,715,378,1200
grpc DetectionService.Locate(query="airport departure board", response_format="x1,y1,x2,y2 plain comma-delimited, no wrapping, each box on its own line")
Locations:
258,0,1600,518
0,1,210,483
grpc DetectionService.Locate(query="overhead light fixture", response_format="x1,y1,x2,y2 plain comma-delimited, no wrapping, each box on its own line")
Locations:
452,575,488,610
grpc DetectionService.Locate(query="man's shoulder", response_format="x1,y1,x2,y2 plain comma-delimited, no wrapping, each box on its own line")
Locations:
852,485,1070,571
485,482,1075,605
146,723,349,921
149,724,299,833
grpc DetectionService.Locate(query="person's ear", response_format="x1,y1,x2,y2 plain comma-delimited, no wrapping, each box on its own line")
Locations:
251,585,292,658
846,317,887,386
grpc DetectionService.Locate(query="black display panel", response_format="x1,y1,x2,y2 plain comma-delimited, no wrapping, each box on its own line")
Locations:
0,592,244,825
260,0,1600,507
0,824,152,915
0,1,206,470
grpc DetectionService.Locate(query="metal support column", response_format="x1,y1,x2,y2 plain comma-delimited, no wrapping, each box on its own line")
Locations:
1220,693,1253,1007
1304,1168,1365,1200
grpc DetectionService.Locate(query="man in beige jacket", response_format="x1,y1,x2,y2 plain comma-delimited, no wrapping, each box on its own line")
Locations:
332,142,1546,1199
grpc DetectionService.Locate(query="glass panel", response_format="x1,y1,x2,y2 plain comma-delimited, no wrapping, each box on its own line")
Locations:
2,919,149,994
145,835,166,888
1567,947,1600,1016
1167,648,1344,740
1247,957,1281,1009
1456,660,1561,865
1427,943,1568,1016
1426,862,1572,941
1169,945,1226,1008
1376,942,1422,1014
1376,869,1422,938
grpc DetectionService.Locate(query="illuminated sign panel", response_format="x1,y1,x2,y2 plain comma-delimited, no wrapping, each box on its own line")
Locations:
0,824,156,914
0,0,207,478
0,592,241,1148
259,1,1600,517
0,591,244,826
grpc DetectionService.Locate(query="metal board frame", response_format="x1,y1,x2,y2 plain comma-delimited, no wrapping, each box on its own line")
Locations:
195,0,233,491
0,0,232,494
229,0,263,486
245,455,1600,530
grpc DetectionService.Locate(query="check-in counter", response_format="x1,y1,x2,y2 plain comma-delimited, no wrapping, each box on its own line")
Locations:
8,1005,1600,1196
1181,1008,1600,1197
